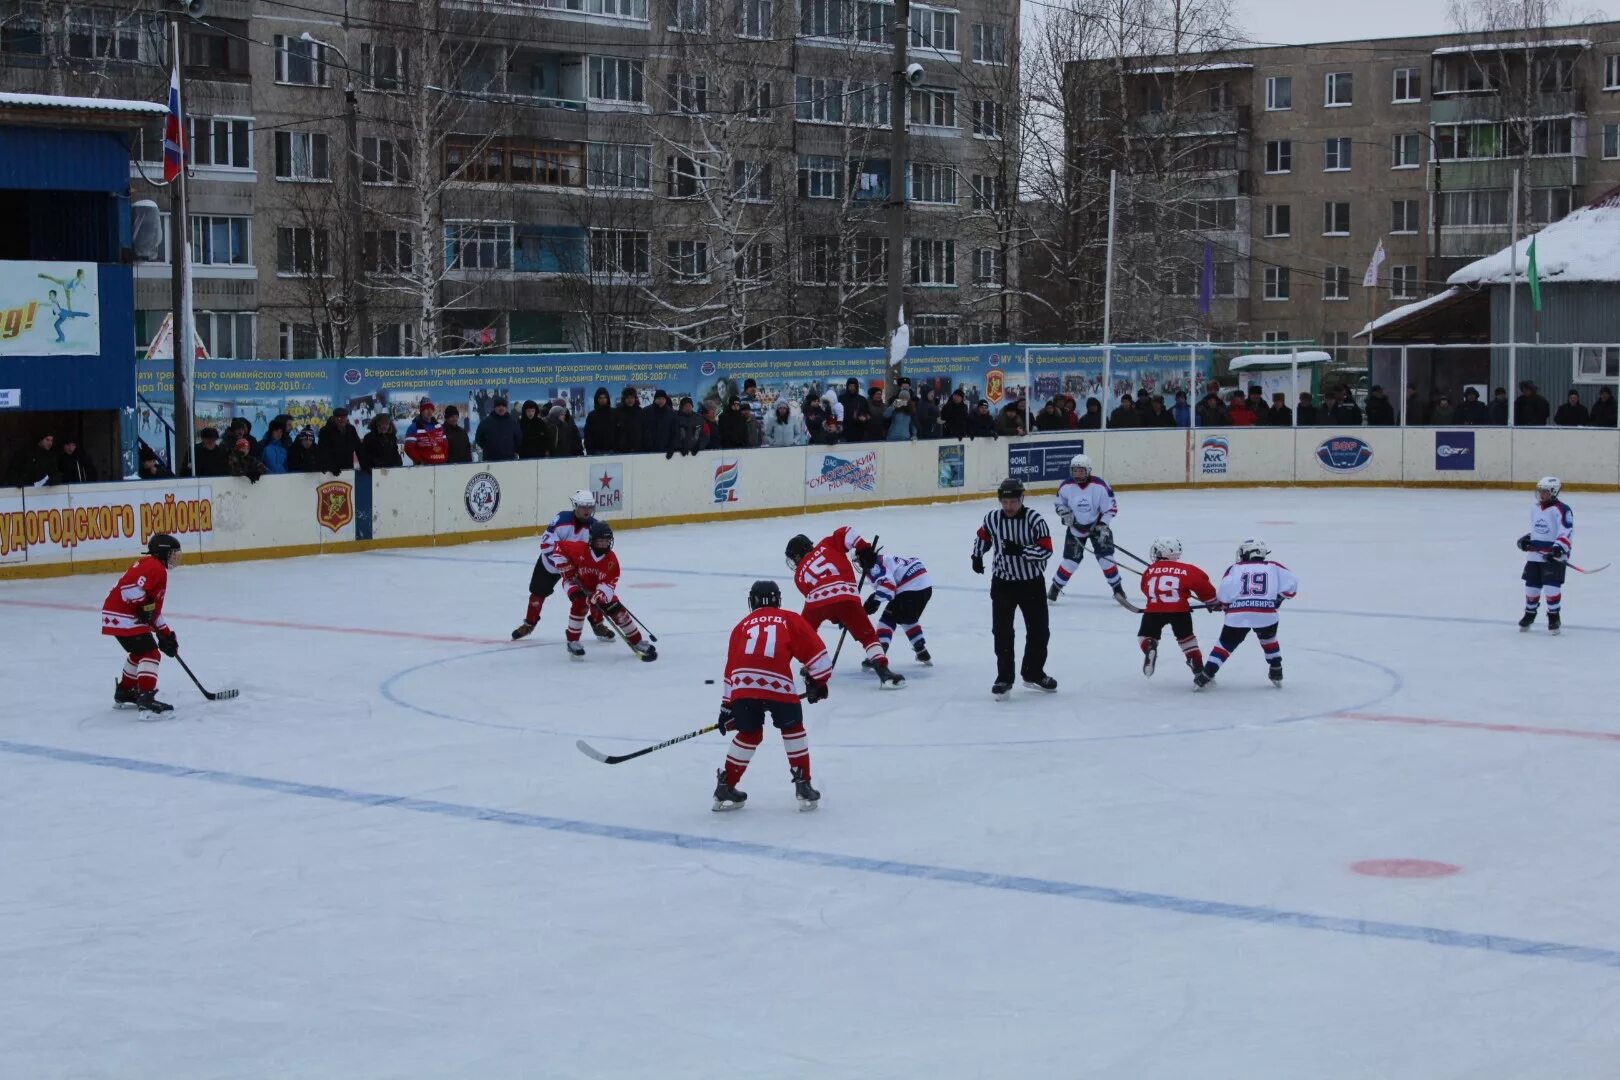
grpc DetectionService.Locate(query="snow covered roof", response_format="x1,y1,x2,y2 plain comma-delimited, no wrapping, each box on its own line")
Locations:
1447,187,1620,288
1431,38,1590,55
1357,288,1463,338
1126,62,1254,75
1228,351,1331,370
0,91,167,116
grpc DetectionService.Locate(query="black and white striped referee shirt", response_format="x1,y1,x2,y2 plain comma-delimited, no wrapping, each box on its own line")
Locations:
973,506,1053,582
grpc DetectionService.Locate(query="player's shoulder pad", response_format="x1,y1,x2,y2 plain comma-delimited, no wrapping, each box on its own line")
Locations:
1264,560,1292,570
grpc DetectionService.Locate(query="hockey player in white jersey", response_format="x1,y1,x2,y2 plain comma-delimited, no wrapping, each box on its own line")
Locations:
1517,476,1573,634
1047,454,1127,606
1194,538,1298,690
861,552,935,666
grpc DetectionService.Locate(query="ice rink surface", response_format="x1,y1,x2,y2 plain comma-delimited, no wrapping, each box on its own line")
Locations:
4,487,1620,1079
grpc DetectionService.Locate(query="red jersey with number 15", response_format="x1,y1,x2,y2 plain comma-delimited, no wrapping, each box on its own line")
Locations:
723,608,833,704
793,525,870,607
1139,560,1217,613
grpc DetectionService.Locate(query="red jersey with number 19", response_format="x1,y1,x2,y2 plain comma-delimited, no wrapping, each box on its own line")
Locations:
1139,560,1217,613
723,608,833,704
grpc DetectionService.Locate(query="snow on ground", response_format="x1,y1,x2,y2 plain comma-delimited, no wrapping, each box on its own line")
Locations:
4,488,1620,1079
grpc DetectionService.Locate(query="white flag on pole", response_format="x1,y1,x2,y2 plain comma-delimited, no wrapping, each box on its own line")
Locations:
1362,238,1386,288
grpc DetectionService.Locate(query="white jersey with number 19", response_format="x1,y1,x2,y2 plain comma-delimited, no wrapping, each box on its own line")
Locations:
1215,561,1299,628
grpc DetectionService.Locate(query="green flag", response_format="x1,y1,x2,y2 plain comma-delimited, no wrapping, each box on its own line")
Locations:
1526,236,1542,313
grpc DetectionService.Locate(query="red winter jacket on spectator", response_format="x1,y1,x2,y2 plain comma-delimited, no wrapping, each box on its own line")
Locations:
1226,398,1257,426
404,418,449,464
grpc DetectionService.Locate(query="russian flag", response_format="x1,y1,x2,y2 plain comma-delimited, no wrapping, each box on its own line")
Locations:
163,64,185,184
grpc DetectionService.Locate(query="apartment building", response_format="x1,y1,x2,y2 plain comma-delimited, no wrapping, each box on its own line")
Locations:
0,0,1020,358
1065,23,1620,352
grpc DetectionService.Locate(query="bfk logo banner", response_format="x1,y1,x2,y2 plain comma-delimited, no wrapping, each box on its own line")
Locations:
1316,436,1374,473
1434,431,1475,471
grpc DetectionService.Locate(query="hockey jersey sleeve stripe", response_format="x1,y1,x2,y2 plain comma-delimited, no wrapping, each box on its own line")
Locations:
802,649,833,681
119,584,147,602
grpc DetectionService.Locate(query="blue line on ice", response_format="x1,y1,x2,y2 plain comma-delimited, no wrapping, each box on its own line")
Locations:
4,735,1617,969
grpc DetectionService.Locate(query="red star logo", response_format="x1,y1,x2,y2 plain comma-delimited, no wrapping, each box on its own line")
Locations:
599,472,612,489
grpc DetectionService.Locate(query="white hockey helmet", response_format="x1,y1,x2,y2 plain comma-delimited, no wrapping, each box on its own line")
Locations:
1536,476,1562,500
1149,536,1183,561
571,488,597,512
1236,537,1271,562
1069,453,1094,480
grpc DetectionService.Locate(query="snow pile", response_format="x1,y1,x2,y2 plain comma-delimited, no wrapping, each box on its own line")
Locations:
1447,187,1620,288
0,91,167,116
1357,288,1464,337
1431,38,1590,54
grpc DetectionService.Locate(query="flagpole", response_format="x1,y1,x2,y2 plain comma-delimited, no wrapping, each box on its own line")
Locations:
168,16,195,477
1507,169,1519,429
1102,169,1117,345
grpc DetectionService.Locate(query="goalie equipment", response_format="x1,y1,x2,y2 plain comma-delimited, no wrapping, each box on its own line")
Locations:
748,579,782,610
785,533,814,569
1149,536,1183,561
1536,476,1562,501
1236,538,1271,563
1068,453,1093,482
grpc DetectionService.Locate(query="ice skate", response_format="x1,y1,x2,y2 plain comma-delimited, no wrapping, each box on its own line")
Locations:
591,621,615,642
1269,661,1283,687
991,680,1013,699
634,640,658,662
1193,671,1213,690
712,769,747,812
134,691,173,715
874,661,906,688
511,621,535,640
1518,610,1537,631
913,647,932,666
566,641,586,660
1022,674,1058,692
1548,612,1562,635
791,766,820,812
1142,643,1157,677
113,684,139,708
1047,582,1062,602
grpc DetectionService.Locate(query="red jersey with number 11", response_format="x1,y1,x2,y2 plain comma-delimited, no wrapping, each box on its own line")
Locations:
723,608,833,704
1139,560,1217,613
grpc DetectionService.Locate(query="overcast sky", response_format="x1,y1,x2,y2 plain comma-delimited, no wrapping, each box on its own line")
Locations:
1221,0,1608,46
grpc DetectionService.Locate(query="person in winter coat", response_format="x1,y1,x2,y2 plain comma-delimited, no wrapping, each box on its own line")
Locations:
1246,386,1272,425
1364,386,1396,425
55,438,96,484
838,378,867,436
442,407,473,463
1171,391,1192,427
138,443,174,480
474,397,523,461
940,389,969,438
865,387,890,439
260,424,289,474
229,418,259,460
1430,395,1456,424
7,433,54,486
318,408,363,473
967,399,998,438
718,397,751,448
884,390,917,440
914,387,941,438
1034,399,1066,431
1591,387,1618,428
361,414,403,469
1195,391,1227,427
286,427,322,472
1329,388,1363,426
801,394,827,440
1295,392,1319,426
995,400,1027,437
546,405,583,457
1404,384,1429,425
1267,393,1293,426
404,400,449,465
1451,387,1489,425
518,401,549,459
191,429,229,477
1144,396,1176,427
812,415,844,445
1488,387,1509,424
1108,395,1139,429
1555,391,1590,427
640,389,677,454
1075,396,1102,429
582,389,618,455
615,386,645,453
1514,381,1551,426
670,397,703,456
764,401,809,447
228,436,267,483
1226,392,1256,426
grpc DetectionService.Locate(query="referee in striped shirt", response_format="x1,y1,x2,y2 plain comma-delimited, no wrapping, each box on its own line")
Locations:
972,478,1058,697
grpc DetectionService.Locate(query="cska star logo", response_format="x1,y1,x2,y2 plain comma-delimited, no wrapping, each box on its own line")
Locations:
316,480,354,533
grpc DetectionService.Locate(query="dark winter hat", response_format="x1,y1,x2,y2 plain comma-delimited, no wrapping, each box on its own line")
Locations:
548,405,566,420
679,396,694,408
1174,390,1187,400
298,426,316,439
200,427,219,440
494,397,509,408
332,406,349,417
444,405,460,418
744,379,758,390
846,377,860,388
1464,387,1480,398
654,389,669,402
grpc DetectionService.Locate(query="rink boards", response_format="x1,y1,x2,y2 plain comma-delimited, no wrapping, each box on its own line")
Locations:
2,425,1614,576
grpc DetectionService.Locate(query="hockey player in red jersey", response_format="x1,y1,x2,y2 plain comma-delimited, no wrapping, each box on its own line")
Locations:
785,526,904,687
100,533,182,714
550,520,656,662
1136,537,1217,676
713,579,834,812
513,489,612,644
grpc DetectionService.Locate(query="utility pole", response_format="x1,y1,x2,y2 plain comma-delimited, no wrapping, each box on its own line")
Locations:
168,12,194,477
305,24,366,354
1429,158,1443,296
883,0,910,396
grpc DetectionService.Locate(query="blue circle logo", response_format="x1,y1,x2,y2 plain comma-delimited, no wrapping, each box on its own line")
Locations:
1316,436,1374,473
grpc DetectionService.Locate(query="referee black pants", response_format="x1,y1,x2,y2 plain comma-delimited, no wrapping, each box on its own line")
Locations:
990,577,1049,682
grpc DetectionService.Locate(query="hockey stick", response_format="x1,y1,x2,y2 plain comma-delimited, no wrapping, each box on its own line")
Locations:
174,654,239,701
577,722,718,765
1110,541,1153,569
1568,561,1611,575
616,601,658,642
590,602,654,660
828,534,880,670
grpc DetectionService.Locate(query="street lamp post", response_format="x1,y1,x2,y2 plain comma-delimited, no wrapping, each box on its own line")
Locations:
302,31,365,355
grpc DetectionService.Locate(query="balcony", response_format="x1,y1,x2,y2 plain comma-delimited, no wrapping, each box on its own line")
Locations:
1132,105,1251,137
1430,90,1586,124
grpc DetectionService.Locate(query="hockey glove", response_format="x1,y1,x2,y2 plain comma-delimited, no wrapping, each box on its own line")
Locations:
716,704,735,734
1002,540,1026,558
1516,533,1533,552
156,629,179,657
803,676,830,704
971,554,985,575
863,594,882,615
598,598,625,617
1546,546,1568,563
1090,523,1116,557
1057,507,1075,527
855,545,878,573
566,582,589,605
1204,601,1225,612
136,602,157,625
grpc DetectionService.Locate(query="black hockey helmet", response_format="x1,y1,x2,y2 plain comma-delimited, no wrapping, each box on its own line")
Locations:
147,532,181,566
996,477,1025,501
785,533,814,568
748,580,782,610
589,519,614,552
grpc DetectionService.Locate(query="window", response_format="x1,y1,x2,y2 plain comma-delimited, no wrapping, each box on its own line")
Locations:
800,0,887,42
1214,261,1236,297
798,154,841,198
970,174,1005,211
909,238,956,285
1,8,43,55
274,34,328,86
1322,265,1350,300
196,312,254,359
1391,264,1418,299
738,0,772,37
1207,82,1233,110
910,6,958,52
587,142,652,190
1262,330,1284,347
589,56,646,103
1605,122,1620,160
972,23,1007,64
1535,57,1575,93
1432,56,1493,95
909,162,957,204
276,226,328,275
1265,75,1292,111
669,72,709,113
446,222,513,271
278,323,328,360
372,324,418,357
849,236,887,282
1323,201,1351,235
1263,266,1290,300
734,79,773,118
188,116,252,170
848,82,891,126
1529,187,1572,225
1264,203,1291,237
1607,55,1620,90
800,236,838,284
362,137,411,183
590,0,648,15
796,76,845,122
274,131,330,180
911,87,957,128
191,216,250,266
590,229,651,277
448,137,585,187
972,247,1002,286
1264,139,1292,173
364,230,414,275
1323,137,1351,171
667,239,710,281
1392,133,1421,168
1392,67,1420,102
667,0,707,31
1392,199,1420,234
912,314,959,346
184,21,250,76
1531,117,1573,156
361,44,408,92
1434,122,1501,160
1324,71,1352,107
737,242,775,282
67,8,150,61
971,100,1004,138
732,160,773,201
1576,346,1620,382
665,154,709,197
1439,188,1510,227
